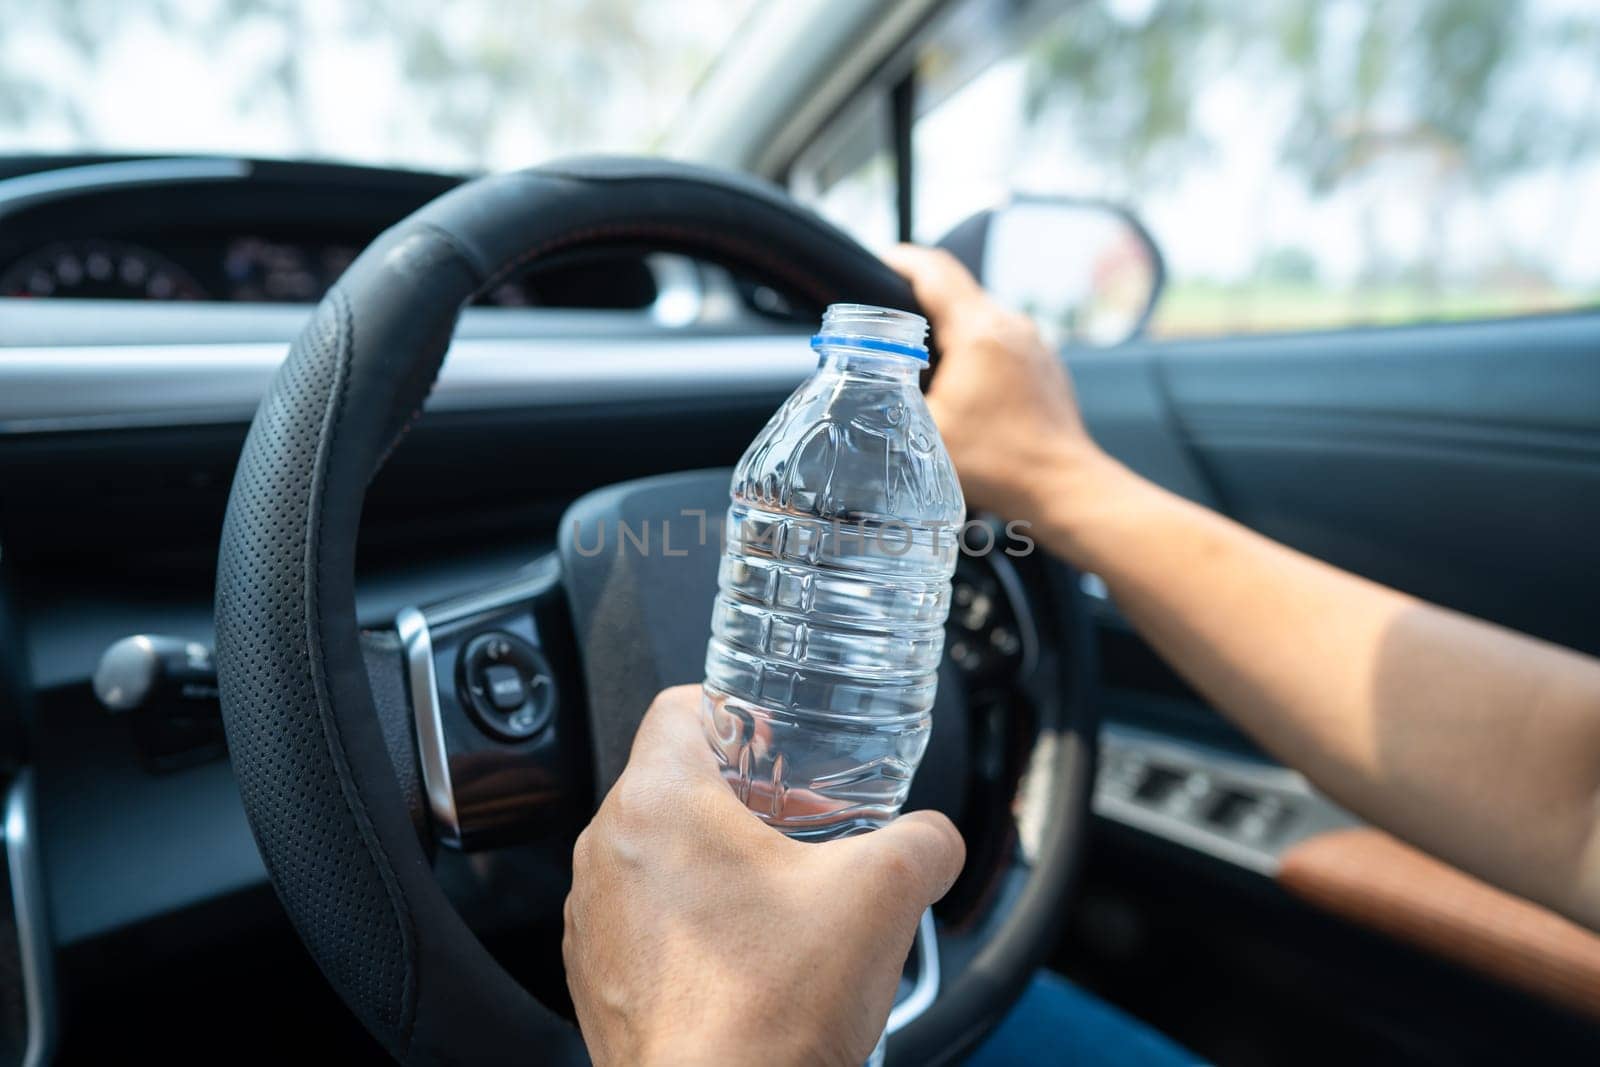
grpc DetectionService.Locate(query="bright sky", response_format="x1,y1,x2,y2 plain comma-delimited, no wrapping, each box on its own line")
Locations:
0,0,752,171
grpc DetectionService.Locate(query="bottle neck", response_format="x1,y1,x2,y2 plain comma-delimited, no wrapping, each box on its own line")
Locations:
816,343,924,383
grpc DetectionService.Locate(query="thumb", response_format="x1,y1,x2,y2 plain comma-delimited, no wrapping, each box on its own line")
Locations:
834,809,967,914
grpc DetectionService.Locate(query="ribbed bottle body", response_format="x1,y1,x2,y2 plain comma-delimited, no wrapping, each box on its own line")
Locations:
703,319,963,840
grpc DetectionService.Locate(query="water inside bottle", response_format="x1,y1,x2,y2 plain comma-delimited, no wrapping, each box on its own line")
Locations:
703,304,964,841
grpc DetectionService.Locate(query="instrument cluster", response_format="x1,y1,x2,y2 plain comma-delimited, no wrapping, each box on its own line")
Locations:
0,234,547,307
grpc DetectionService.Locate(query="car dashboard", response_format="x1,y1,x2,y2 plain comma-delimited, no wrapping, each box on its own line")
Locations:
0,157,662,311
0,157,811,992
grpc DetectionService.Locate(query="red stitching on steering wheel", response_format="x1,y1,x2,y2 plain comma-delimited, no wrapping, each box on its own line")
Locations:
477,219,836,308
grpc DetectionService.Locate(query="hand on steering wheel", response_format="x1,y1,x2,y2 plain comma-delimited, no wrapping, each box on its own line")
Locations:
565,686,964,1066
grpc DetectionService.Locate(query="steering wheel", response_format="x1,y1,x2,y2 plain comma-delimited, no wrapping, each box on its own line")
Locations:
214,157,1096,1065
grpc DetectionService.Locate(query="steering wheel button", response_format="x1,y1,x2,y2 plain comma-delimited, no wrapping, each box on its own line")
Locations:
457,630,557,741
484,664,527,709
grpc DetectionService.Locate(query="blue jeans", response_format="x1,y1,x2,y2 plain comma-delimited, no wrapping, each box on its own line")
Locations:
967,970,1202,1066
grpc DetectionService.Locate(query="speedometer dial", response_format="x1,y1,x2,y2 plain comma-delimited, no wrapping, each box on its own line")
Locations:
0,240,209,301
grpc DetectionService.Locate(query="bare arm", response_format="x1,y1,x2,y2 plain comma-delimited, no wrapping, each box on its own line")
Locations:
889,246,1600,930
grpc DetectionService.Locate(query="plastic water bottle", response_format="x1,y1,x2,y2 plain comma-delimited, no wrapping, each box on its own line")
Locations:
703,303,964,842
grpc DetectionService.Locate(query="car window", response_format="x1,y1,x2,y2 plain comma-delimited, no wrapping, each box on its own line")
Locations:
790,92,899,252
797,0,1600,339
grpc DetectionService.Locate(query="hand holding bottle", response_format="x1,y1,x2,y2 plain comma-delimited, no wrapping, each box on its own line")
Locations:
563,686,965,1066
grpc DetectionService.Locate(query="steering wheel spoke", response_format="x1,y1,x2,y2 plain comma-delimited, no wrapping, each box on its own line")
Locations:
397,555,589,850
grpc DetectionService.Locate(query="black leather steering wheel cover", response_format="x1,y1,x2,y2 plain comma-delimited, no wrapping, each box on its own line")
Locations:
214,158,925,1063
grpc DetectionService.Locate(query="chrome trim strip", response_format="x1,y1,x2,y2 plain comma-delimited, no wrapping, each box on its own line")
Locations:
396,608,461,846
6,771,55,1067
421,556,561,629
885,908,940,1034
0,334,815,434
0,157,252,218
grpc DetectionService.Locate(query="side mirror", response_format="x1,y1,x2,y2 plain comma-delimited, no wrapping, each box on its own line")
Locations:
937,195,1165,347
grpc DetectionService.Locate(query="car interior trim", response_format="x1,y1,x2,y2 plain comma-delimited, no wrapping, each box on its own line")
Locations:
1094,724,1358,876
5,771,55,1067
396,608,461,847
417,558,564,631
0,157,252,220
1278,827,1600,1021
0,333,815,435
885,907,941,1035
668,0,938,175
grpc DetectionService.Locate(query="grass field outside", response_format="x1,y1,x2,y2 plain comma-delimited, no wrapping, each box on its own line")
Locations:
1148,280,1600,340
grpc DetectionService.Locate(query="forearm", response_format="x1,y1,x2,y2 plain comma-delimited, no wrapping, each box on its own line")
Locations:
884,244,1600,924
1035,449,1600,927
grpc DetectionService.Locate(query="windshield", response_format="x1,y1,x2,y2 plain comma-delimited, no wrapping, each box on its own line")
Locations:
0,0,754,172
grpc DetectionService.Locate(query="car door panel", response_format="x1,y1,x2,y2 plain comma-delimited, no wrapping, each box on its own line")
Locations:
1066,312,1600,1050
1076,314,1600,657
1066,355,1220,508
1158,314,1600,654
